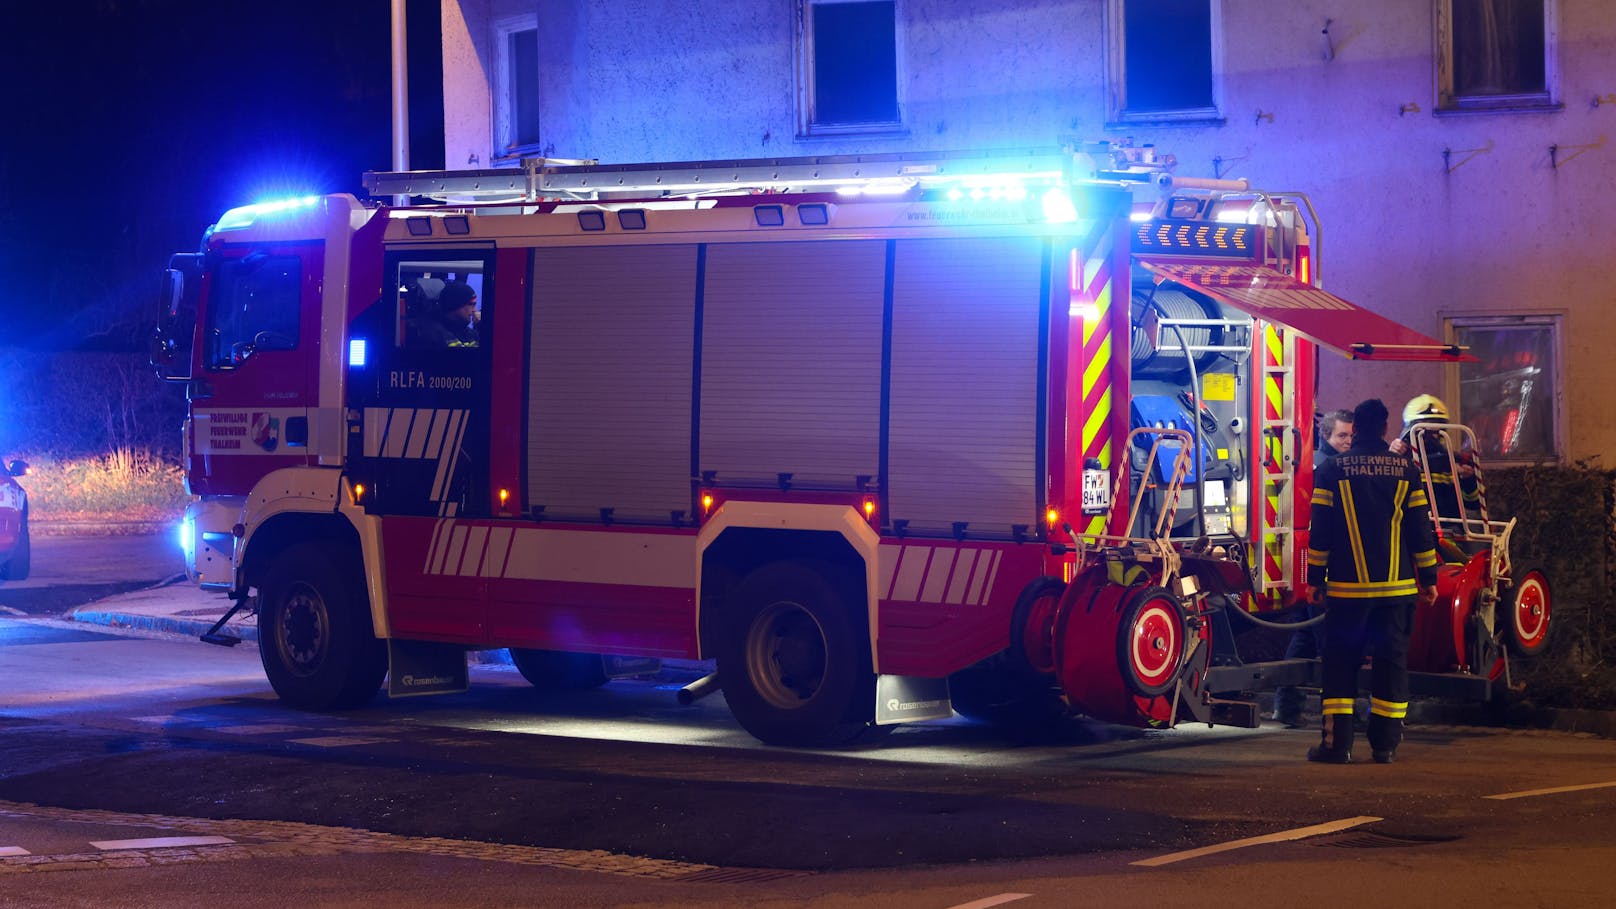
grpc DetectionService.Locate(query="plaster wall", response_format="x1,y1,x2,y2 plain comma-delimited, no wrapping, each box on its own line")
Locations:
441,0,1616,464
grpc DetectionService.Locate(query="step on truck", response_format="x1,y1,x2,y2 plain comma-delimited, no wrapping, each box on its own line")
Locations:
150,142,1539,746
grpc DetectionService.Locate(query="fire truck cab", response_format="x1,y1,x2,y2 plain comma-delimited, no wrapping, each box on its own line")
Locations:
152,144,1495,746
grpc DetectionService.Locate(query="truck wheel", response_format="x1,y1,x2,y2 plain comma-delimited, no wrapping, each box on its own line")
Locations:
257,542,386,710
508,649,609,690
1501,564,1551,658
0,512,28,581
718,560,873,747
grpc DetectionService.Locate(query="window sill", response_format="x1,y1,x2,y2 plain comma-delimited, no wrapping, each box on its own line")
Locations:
797,122,909,140
1436,96,1563,116
1106,109,1226,129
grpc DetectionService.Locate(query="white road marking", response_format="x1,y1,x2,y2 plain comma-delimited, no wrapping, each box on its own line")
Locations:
1130,816,1382,867
91,836,235,850
945,894,1032,909
0,847,30,856
1485,780,1616,801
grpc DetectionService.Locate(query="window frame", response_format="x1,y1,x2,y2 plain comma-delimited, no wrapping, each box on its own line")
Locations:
493,13,543,162
1434,0,1561,114
1103,0,1226,127
794,0,907,138
1443,313,1565,465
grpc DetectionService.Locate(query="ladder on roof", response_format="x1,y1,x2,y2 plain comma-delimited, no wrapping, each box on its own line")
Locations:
361,142,1178,203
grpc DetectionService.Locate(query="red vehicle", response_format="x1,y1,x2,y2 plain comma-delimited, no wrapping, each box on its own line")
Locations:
0,459,29,581
151,144,1516,746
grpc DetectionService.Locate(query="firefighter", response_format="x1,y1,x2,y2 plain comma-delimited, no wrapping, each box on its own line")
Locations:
409,281,479,348
1305,398,1440,764
1391,394,1481,562
1274,408,1356,728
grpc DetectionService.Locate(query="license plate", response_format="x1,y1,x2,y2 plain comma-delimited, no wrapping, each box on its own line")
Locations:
1082,468,1111,515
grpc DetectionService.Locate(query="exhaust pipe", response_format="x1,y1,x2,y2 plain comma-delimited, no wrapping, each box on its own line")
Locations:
677,671,721,705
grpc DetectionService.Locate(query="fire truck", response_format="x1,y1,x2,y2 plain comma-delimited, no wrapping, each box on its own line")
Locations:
151,143,1539,746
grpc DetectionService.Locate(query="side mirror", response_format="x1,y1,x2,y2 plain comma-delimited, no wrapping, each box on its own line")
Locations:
152,256,200,382
6,460,28,478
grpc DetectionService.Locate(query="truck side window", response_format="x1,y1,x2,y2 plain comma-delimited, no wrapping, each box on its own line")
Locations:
205,252,302,369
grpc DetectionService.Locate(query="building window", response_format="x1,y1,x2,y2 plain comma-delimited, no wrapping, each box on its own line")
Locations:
1447,315,1563,463
1104,0,1224,125
494,15,542,159
797,0,903,136
1435,0,1559,112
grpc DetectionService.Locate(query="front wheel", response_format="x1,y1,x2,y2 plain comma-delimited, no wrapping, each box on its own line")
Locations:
717,560,873,747
1501,564,1551,658
257,542,387,709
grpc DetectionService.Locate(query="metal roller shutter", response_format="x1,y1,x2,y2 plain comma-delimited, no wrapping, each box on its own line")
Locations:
700,241,884,489
527,245,698,523
888,236,1046,537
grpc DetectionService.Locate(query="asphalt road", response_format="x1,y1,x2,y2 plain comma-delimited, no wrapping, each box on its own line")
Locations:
0,529,182,616
3,533,1615,906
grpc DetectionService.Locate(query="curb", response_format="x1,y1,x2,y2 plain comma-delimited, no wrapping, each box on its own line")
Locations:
67,609,258,644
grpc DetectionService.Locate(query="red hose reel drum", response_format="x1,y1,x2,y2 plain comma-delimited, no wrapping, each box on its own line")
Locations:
1052,568,1195,727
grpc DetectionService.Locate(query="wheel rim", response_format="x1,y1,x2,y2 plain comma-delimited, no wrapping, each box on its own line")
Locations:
277,582,330,678
1129,598,1182,690
1020,591,1061,676
1513,574,1550,649
745,601,828,709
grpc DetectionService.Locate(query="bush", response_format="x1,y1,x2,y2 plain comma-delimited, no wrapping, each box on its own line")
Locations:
1484,463,1616,709
16,451,190,523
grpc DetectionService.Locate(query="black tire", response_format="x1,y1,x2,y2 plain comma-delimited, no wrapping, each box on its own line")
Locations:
1,512,28,581
508,649,609,690
949,666,1073,739
1007,577,1067,682
257,542,387,710
717,560,873,747
1501,564,1551,658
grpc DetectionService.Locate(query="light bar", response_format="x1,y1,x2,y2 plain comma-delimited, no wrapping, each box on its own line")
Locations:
348,338,368,368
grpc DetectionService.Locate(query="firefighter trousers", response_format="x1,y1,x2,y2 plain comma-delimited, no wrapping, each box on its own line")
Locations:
1320,595,1416,754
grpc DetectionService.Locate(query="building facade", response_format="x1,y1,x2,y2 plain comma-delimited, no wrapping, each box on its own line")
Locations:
439,0,1615,466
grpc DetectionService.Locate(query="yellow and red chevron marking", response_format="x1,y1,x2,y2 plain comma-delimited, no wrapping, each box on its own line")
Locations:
1074,239,1115,536
1260,325,1285,599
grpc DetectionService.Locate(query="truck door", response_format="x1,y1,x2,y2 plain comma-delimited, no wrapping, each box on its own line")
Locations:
188,242,323,496
344,246,496,643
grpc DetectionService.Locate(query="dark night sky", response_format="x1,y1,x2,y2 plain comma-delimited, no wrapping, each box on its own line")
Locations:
2,0,443,351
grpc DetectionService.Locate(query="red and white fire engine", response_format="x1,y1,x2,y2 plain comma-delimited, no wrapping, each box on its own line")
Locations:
151,143,1546,746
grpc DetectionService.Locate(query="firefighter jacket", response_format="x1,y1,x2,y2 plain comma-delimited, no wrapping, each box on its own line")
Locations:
1307,438,1441,600
1402,427,1483,521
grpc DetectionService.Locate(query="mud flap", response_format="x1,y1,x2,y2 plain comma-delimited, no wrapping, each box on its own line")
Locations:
387,639,469,697
874,674,953,725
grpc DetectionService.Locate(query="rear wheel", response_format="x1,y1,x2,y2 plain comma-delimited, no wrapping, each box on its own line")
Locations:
0,511,28,581
1501,564,1551,658
508,649,609,690
717,560,873,747
257,542,387,709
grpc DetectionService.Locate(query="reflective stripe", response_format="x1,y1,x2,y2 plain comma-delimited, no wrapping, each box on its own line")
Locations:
1407,488,1429,508
1338,481,1370,585
1388,480,1407,583
1307,549,1328,567
1322,697,1356,716
1312,488,1334,507
1327,579,1420,598
1414,549,1439,568
1370,698,1408,719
